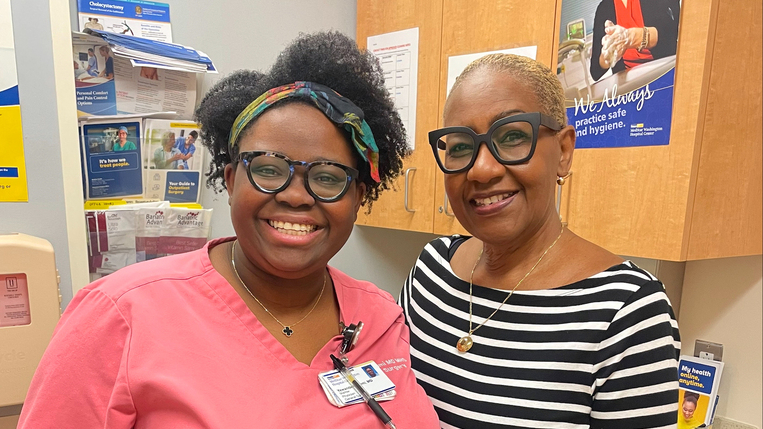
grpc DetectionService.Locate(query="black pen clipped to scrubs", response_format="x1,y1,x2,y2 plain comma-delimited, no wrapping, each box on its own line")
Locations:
330,354,397,429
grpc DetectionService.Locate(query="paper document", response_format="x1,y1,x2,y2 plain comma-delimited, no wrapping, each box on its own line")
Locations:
367,28,419,150
143,119,204,203
77,0,173,42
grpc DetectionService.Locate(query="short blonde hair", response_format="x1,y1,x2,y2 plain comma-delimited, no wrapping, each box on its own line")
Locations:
447,54,567,127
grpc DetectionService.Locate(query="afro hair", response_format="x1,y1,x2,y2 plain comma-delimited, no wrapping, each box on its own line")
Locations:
194,31,409,210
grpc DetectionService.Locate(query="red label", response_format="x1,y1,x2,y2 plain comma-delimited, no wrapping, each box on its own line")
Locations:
0,273,31,327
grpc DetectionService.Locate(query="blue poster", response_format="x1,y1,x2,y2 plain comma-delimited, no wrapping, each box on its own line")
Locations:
82,121,143,198
164,170,200,203
557,0,680,148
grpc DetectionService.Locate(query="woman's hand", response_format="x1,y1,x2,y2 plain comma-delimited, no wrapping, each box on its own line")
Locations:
599,20,629,68
599,21,660,69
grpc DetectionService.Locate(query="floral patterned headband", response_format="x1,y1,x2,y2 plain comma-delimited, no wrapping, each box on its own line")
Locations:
228,81,380,182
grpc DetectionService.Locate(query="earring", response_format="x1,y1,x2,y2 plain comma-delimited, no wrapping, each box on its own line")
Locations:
557,173,571,186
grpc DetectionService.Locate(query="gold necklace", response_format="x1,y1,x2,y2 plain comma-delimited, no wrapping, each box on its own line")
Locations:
456,227,564,353
230,240,326,337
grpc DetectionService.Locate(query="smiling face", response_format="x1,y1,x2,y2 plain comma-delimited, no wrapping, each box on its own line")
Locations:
682,399,697,421
118,130,128,142
442,68,574,246
224,103,364,278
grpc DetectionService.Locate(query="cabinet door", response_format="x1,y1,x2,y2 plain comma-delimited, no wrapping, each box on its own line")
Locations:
563,0,719,261
355,0,443,233
432,0,560,236
686,0,762,260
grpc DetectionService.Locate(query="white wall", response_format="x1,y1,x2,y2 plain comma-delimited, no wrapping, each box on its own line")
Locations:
679,255,763,428
1,0,89,310
331,226,438,296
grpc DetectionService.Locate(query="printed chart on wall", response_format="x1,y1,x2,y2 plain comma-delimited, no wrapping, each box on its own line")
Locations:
77,0,172,42
0,0,29,202
556,0,681,148
367,28,418,150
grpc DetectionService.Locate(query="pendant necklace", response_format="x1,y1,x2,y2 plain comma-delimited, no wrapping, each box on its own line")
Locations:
457,227,564,353
230,240,326,337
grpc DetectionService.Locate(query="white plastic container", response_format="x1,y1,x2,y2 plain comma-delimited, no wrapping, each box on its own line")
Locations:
0,233,60,407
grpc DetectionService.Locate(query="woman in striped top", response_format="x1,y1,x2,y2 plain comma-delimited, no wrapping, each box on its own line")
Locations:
400,54,680,428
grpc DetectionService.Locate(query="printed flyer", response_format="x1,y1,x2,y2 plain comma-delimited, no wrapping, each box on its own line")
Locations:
72,34,197,118
0,0,29,202
77,0,172,42
72,35,118,116
81,120,144,199
143,119,203,203
678,355,724,429
556,0,681,148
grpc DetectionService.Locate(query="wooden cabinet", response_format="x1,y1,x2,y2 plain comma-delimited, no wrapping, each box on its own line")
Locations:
355,0,442,234
356,0,762,261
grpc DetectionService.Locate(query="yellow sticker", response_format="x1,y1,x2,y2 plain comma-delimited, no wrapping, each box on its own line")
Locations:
84,200,128,210
170,203,203,209
170,122,200,129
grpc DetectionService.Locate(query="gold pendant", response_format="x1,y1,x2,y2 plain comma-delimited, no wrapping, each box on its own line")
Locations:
456,335,473,353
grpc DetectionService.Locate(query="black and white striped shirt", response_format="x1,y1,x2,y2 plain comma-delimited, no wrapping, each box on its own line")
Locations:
400,236,681,429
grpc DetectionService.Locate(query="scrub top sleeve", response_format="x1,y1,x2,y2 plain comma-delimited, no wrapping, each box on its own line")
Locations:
18,289,136,428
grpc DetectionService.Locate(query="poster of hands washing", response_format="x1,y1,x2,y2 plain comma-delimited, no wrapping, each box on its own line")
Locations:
557,0,680,148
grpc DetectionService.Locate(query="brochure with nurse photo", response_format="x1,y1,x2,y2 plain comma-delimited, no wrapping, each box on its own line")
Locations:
556,0,680,148
143,119,204,203
81,119,144,199
677,355,724,429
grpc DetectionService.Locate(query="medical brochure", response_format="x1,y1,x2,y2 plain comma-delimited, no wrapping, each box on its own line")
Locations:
73,32,203,119
143,119,204,203
81,119,144,199
77,0,173,42
677,355,724,428
86,203,212,278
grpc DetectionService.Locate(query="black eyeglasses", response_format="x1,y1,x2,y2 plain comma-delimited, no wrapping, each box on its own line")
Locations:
428,112,562,174
236,151,359,202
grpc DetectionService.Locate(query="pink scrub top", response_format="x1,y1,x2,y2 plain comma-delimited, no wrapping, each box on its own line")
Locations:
19,237,439,428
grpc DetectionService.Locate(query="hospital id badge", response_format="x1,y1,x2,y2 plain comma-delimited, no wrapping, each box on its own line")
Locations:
318,360,396,407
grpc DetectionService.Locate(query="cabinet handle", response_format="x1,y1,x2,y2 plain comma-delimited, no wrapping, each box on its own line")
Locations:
443,193,454,217
556,172,571,227
404,167,416,213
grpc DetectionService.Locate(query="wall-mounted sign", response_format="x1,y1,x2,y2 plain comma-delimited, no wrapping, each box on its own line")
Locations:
557,0,681,148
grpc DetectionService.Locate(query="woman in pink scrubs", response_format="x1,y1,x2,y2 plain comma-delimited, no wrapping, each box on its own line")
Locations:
19,32,439,429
